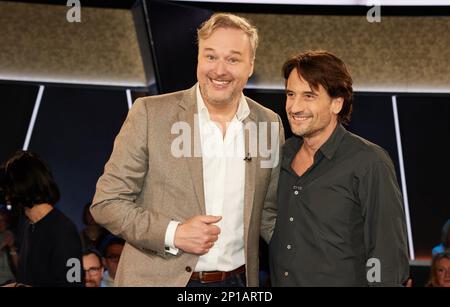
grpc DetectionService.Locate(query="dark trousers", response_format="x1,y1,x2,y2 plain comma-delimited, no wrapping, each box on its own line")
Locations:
186,272,246,287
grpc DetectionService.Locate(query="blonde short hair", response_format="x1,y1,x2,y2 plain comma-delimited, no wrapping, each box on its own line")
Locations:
197,13,258,61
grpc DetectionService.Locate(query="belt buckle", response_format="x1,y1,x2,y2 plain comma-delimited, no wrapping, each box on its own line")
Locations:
198,271,219,284
198,271,207,284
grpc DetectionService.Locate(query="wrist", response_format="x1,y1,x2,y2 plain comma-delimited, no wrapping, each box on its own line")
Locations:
165,221,181,255
173,223,181,248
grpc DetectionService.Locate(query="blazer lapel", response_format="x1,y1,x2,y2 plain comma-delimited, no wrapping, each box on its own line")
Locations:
242,111,257,246
177,85,206,215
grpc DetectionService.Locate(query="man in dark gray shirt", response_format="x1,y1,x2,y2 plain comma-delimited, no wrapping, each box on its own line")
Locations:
269,50,409,286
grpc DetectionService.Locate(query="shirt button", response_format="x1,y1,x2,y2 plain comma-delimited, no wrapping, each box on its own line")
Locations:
284,271,289,277
185,266,192,273
287,244,292,250
294,191,299,195
289,217,294,222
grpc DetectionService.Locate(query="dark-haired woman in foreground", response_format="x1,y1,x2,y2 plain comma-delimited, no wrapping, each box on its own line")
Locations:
1,150,83,287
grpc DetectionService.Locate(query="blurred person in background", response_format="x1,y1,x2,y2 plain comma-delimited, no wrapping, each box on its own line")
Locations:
100,235,124,287
426,252,450,287
83,249,103,287
0,207,18,285
1,150,83,287
80,202,109,250
432,219,450,256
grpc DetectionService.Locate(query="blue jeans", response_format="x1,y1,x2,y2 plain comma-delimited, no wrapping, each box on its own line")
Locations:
186,272,246,287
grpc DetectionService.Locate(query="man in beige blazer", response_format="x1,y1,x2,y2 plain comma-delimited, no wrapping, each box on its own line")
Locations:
91,13,284,287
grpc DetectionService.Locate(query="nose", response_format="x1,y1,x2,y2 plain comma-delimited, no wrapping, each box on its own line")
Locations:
288,97,306,114
213,60,227,76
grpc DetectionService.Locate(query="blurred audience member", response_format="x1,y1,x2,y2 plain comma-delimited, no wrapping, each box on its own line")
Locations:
83,249,103,287
426,252,450,287
80,202,108,250
100,235,124,287
432,219,450,256
1,150,83,287
0,208,18,285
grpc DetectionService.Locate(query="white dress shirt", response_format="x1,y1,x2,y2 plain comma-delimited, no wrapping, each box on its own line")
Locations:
165,84,248,272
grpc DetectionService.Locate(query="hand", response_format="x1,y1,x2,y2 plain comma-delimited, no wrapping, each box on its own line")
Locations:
174,215,221,255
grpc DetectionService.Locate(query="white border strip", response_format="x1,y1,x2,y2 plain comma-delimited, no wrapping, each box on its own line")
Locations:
392,95,415,260
126,89,132,110
23,85,44,150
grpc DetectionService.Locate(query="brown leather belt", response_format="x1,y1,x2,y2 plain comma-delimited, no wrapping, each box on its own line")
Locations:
190,265,246,283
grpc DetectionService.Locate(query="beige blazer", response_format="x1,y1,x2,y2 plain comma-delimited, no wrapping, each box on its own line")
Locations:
91,84,284,286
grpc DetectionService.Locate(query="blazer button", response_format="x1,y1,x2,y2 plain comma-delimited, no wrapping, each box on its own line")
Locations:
185,266,192,273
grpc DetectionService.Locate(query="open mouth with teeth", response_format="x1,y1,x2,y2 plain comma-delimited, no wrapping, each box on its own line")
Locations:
209,78,232,88
290,113,312,121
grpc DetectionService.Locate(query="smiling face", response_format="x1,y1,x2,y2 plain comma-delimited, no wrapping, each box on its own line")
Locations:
285,68,343,139
197,27,254,108
436,257,450,287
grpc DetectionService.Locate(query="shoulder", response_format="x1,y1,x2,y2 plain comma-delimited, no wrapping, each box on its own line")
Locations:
343,130,393,166
51,209,80,238
245,96,281,122
132,89,187,112
137,90,186,106
124,89,193,127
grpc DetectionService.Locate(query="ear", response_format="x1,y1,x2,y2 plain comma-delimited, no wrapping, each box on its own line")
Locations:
331,97,344,115
248,56,255,78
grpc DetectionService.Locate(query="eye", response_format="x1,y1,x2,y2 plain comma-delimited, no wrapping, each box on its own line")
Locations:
206,55,216,61
286,91,294,98
228,58,239,64
305,93,315,99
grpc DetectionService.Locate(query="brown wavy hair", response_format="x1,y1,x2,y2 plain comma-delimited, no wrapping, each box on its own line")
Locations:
283,50,353,125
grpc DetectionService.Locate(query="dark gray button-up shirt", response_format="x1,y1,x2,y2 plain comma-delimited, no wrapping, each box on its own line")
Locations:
269,124,409,286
